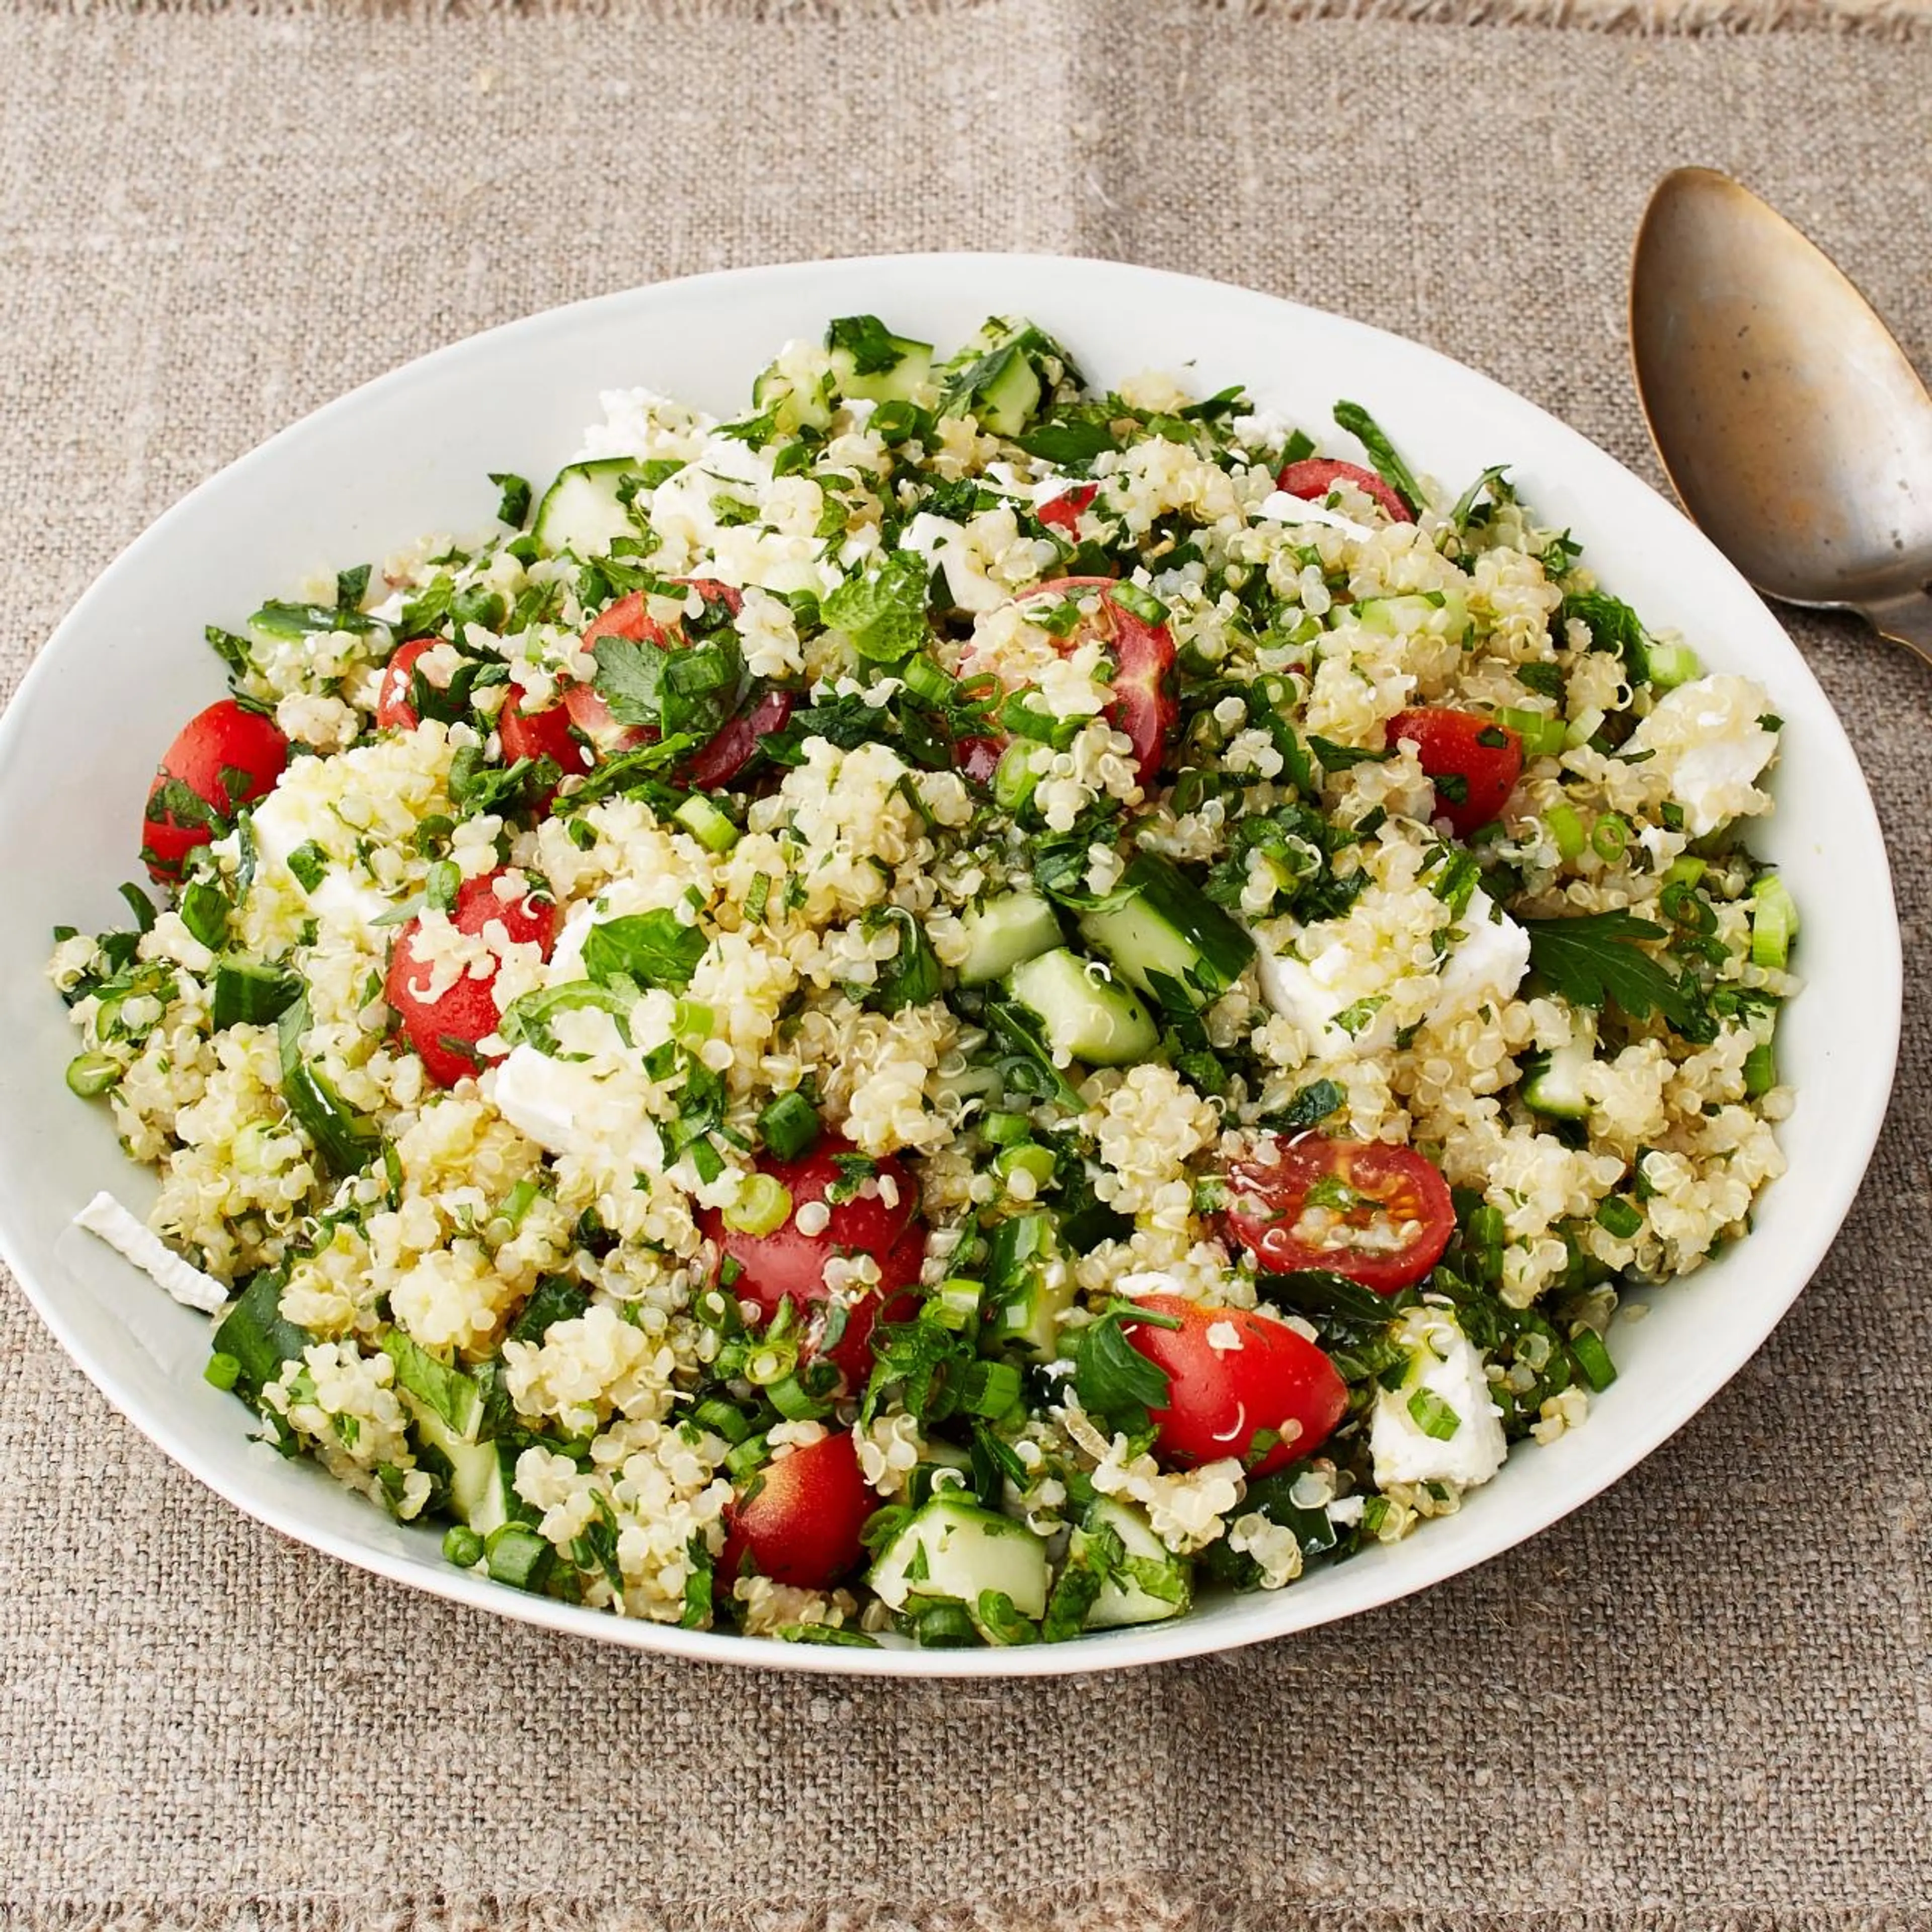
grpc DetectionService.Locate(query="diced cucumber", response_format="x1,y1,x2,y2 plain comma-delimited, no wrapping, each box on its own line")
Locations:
752,346,837,433
938,322,1044,438
956,889,1063,987
210,958,302,1031
532,457,648,560
1077,1498,1193,1630
404,1384,519,1539
674,794,739,852
868,1494,1051,1617
825,321,934,406
1004,947,1159,1067
1354,588,1471,643
1750,873,1798,969
1077,852,1256,1010
1520,1025,1595,1120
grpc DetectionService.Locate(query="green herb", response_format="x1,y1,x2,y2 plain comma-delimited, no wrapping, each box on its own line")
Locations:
205,624,253,677
825,313,906,376
1521,911,1698,1030
285,841,327,893
489,471,533,527
1071,1300,1178,1429
178,879,229,950
1446,464,1511,532
820,552,930,663
210,959,302,1030
581,911,707,992
1407,1388,1461,1439
335,564,371,612
1517,662,1566,701
1569,1326,1618,1392
859,906,941,1013
1268,1077,1344,1131
1014,410,1121,464
757,1091,820,1161
591,626,745,744
247,599,377,639
1561,590,1648,677
1331,400,1425,515
1309,736,1389,772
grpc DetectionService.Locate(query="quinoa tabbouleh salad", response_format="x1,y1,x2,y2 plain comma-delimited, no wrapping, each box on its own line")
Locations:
50,315,1798,1648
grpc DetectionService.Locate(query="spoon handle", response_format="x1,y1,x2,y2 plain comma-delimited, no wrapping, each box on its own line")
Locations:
1861,591,1932,669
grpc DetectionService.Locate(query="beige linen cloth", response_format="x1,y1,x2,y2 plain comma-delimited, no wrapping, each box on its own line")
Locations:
2,3,1930,1926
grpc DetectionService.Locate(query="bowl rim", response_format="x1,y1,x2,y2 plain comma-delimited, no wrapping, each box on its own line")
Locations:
0,251,1902,1677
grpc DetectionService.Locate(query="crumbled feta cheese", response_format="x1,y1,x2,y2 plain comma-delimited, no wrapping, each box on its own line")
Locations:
73,1191,227,1313
1257,490,1379,542
1370,1308,1508,1489
487,1045,664,1173
1432,890,1531,1022
1205,1320,1243,1354
1628,673,1778,838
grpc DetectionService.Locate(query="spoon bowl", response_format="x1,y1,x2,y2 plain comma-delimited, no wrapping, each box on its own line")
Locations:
1630,167,1932,660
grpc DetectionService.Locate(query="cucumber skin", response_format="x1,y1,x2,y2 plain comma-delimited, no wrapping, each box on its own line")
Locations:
868,1496,1051,1617
1078,852,1255,1007
532,458,645,560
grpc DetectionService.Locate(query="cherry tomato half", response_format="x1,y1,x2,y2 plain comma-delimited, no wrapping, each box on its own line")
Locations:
1277,457,1413,526
718,1430,877,1590
141,698,289,880
375,638,439,732
1018,576,1178,788
700,1136,926,1393
1385,707,1524,839
1036,482,1098,537
1224,1134,1455,1296
385,869,557,1088
1121,1294,1349,1477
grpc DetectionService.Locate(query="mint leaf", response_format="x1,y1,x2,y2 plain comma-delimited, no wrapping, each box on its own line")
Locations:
821,552,929,663
1331,400,1425,516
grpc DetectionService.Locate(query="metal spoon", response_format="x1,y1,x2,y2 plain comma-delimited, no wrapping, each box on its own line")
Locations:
1629,166,1932,666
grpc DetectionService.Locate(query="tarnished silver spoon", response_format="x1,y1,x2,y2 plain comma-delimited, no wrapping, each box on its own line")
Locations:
1629,166,1932,666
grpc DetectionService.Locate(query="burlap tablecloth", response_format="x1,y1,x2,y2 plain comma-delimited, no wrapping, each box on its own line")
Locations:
3,4,1930,1925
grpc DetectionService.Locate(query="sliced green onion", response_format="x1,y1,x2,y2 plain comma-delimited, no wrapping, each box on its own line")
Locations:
1494,707,1567,758
1106,582,1170,627
757,1090,820,1161
1590,814,1631,863
673,998,716,1041
1544,803,1587,862
901,654,956,706
1750,874,1799,969
499,1176,541,1230
981,1110,1032,1147
723,1174,792,1238
994,1143,1056,1192
442,1524,485,1568
742,1336,798,1387
1640,638,1704,689
1663,856,1707,889
1407,1389,1461,1440
65,1051,120,1099
765,1371,834,1421
1744,1031,1778,1097
483,1523,554,1592
1594,1196,1643,1239
914,1603,979,1648
992,741,1046,812
1569,1327,1618,1392
203,1351,241,1392
925,1277,983,1331
1564,707,1606,749
691,1397,759,1443
674,793,740,853
723,1431,771,1479
960,1359,1022,1418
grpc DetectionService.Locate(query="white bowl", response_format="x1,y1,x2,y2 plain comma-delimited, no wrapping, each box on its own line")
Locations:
0,256,1900,1675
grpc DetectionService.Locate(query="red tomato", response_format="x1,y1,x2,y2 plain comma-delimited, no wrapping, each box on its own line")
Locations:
375,638,439,731
141,699,289,879
1277,457,1413,525
684,686,795,791
1019,576,1178,787
496,691,587,817
1224,1134,1455,1295
572,579,775,783
718,1430,877,1590
955,734,1004,786
1037,482,1097,537
1121,1294,1348,1476
700,1136,926,1393
1385,707,1524,838
385,869,557,1088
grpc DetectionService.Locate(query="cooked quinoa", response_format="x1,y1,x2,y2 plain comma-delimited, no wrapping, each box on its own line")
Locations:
50,316,1797,1647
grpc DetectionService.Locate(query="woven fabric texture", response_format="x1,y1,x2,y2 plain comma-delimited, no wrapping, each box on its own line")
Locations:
1,4,1929,1927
